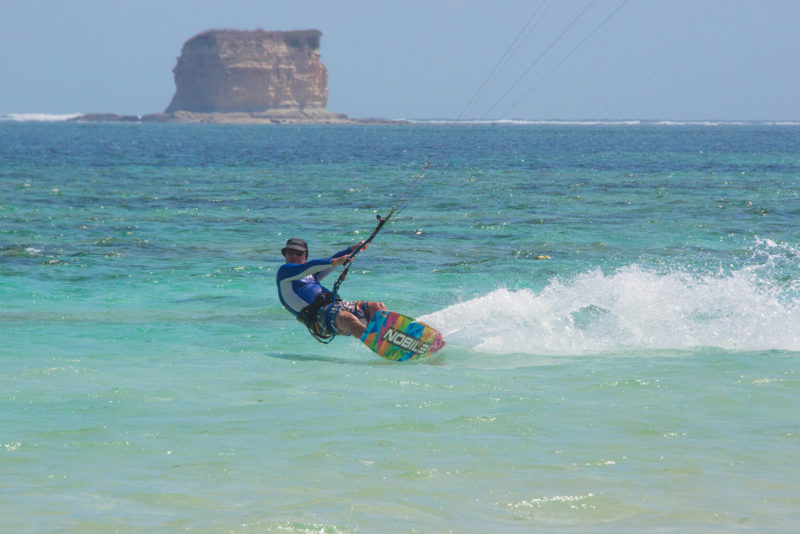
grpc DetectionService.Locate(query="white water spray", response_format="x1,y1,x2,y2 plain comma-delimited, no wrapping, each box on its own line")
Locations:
423,256,800,355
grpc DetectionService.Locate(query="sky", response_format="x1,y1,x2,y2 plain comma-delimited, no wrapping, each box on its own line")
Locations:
2,0,798,121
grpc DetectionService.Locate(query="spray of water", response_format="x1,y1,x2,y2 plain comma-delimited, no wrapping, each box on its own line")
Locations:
422,241,800,355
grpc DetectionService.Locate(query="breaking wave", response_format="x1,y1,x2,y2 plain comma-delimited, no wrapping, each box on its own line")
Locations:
0,113,81,122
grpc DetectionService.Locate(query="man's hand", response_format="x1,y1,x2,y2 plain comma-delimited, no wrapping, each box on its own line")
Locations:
333,241,368,267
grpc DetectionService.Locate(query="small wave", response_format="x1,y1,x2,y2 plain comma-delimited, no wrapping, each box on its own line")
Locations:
405,119,800,127
407,119,643,126
422,243,800,356
651,120,800,127
651,120,754,127
0,113,81,122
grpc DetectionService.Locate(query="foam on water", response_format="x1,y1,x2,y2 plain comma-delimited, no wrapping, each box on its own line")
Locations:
424,242,800,355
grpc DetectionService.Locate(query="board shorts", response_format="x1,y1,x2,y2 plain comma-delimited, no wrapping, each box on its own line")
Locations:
316,300,369,337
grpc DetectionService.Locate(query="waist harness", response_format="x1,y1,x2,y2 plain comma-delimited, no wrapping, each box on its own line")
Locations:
296,292,340,343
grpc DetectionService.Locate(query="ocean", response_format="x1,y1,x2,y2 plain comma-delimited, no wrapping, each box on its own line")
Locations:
1,120,798,532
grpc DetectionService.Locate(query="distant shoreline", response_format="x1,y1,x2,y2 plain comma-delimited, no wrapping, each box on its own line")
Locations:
1,113,798,127
68,110,406,125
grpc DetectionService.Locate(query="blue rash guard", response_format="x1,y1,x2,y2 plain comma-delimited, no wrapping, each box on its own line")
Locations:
276,246,354,317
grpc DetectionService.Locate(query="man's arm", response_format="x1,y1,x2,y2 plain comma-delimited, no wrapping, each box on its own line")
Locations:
321,241,368,274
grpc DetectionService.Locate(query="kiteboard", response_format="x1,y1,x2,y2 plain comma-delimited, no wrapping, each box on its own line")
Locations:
360,310,446,361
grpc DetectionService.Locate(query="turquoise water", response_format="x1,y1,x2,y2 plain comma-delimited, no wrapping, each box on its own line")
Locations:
1,122,799,532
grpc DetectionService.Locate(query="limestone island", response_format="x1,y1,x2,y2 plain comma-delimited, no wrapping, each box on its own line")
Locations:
74,29,399,125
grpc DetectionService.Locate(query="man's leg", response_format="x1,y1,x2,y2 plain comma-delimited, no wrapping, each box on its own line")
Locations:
336,310,367,338
366,301,387,322
334,301,388,338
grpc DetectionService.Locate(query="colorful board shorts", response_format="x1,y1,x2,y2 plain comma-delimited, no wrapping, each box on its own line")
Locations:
316,300,368,337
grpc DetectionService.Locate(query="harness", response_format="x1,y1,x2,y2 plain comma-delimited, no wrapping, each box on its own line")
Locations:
296,291,341,343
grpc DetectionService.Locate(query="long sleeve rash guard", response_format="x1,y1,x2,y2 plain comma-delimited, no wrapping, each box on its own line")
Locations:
276,246,354,317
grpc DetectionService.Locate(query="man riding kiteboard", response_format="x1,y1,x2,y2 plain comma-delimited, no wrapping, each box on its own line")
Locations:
276,238,387,341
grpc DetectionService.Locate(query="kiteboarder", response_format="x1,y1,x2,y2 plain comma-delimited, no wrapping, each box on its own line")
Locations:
276,238,387,340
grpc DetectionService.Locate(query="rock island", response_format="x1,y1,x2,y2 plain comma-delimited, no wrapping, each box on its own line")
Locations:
75,29,396,124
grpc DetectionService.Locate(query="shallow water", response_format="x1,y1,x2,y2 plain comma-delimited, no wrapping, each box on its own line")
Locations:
1,122,799,532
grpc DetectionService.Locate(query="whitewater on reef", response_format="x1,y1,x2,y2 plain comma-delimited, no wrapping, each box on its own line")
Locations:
0,112,82,122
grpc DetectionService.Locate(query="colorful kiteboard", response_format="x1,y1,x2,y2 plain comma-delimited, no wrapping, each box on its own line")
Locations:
360,310,446,361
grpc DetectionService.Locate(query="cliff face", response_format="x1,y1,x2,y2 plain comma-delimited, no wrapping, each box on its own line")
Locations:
165,29,328,113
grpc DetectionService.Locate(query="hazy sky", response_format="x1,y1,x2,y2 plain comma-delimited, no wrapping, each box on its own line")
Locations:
2,0,798,120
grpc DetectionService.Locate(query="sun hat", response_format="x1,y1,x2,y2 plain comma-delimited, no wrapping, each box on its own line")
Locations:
281,238,308,255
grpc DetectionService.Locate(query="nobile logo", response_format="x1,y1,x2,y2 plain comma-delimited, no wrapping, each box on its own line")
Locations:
381,328,432,354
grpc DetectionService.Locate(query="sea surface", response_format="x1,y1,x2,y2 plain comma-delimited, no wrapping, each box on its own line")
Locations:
1,121,799,532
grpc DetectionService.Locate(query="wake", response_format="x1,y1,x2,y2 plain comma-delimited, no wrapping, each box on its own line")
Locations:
421,259,800,356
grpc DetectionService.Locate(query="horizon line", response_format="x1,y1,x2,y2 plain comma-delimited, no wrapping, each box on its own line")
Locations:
1,112,799,126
